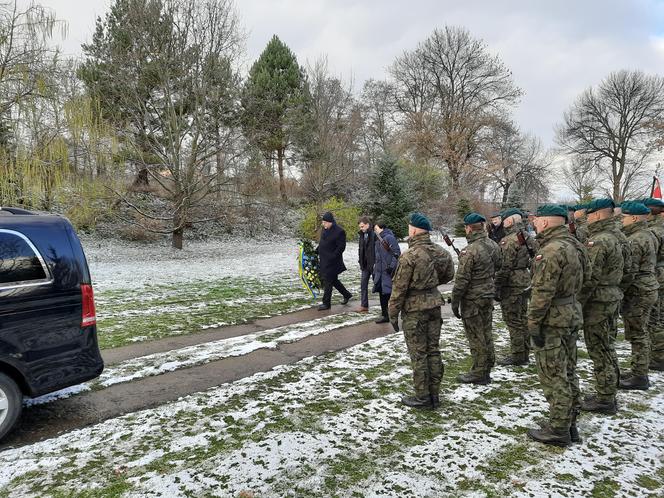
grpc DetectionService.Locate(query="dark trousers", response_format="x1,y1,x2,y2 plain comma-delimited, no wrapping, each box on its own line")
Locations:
360,269,372,308
379,292,390,318
322,276,351,306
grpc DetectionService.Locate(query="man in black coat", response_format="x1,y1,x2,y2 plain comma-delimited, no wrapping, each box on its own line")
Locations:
317,211,352,311
357,215,375,312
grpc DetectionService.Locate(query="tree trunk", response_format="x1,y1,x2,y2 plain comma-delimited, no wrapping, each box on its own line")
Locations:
277,147,287,201
502,182,511,207
172,201,185,250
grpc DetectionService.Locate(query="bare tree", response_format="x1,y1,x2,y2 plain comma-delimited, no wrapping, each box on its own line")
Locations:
559,156,599,203
359,78,395,168
480,119,550,206
557,70,664,201
299,57,362,201
390,26,522,194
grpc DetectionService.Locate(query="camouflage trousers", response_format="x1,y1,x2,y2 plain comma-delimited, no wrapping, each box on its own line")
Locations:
647,285,664,364
500,292,529,358
622,291,657,376
461,298,495,375
583,301,620,402
533,325,580,431
403,307,443,398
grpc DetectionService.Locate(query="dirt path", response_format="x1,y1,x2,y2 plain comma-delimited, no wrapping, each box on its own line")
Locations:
2,304,454,450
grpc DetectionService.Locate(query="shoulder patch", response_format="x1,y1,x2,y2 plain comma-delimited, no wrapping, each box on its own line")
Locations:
460,250,467,256
535,254,543,261
587,240,595,247
500,239,507,246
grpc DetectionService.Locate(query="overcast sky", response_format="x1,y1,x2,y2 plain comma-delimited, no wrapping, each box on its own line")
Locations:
20,0,664,150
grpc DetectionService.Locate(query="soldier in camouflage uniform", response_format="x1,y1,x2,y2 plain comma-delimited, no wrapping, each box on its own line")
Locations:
451,213,501,385
619,201,659,390
389,213,455,409
618,201,659,390
527,204,590,447
644,198,664,371
570,204,589,244
579,199,624,415
495,208,538,366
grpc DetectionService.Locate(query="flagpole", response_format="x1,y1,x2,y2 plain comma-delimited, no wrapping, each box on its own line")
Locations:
651,176,657,198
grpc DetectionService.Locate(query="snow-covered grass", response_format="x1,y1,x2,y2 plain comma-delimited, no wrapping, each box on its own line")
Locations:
2,310,662,497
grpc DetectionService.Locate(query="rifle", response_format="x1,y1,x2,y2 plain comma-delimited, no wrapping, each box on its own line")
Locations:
569,221,577,236
443,233,461,256
517,229,535,258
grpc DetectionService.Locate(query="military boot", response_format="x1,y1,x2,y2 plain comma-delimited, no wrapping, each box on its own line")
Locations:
649,359,664,372
580,396,617,415
430,395,440,409
569,424,582,444
401,395,432,409
498,354,529,367
619,375,650,390
527,426,571,447
457,372,491,385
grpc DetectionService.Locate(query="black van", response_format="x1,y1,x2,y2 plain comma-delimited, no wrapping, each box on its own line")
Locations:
0,207,104,440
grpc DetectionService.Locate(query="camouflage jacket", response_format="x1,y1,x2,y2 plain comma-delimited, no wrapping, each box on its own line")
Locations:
622,220,659,296
452,231,501,302
579,217,624,305
388,232,455,317
608,219,633,291
573,217,589,244
648,216,664,284
528,225,590,330
494,223,538,297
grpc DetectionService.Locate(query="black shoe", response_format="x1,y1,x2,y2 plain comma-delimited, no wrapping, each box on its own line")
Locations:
342,294,353,305
498,355,529,367
457,372,491,385
570,424,582,444
580,396,617,415
430,395,440,409
650,360,664,372
401,395,432,408
619,375,650,390
318,304,330,311
527,426,571,447
375,316,390,324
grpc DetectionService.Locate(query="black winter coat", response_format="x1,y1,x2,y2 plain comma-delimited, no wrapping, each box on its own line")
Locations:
358,229,376,271
318,223,347,280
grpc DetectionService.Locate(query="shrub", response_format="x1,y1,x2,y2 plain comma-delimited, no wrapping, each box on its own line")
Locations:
299,197,360,241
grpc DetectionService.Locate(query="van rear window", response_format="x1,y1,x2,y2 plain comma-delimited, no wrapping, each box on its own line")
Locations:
0,231,48,285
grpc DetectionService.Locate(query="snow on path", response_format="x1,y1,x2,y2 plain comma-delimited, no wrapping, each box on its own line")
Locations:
25,311,376,406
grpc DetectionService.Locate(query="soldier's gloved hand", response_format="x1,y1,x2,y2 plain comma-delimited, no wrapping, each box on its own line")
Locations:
494,291,502,302
451,299,461,319
390,319,399,332
530,326,544,348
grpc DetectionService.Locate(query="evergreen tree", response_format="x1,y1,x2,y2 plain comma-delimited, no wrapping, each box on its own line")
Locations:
505,182,524,209
365,155,414,239
454,198,472,237
241,35,311,201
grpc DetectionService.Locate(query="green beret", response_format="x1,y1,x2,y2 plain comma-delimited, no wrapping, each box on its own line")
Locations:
586,198,615,214
573,203,588,212
501,207,523,220
409,212,432,231
463,212,486,225
566,205,576,212
621,201,650,215
643,198,664,208
535,204,568,219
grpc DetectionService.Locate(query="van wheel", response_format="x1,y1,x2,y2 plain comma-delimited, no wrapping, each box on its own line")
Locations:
0,373,22,441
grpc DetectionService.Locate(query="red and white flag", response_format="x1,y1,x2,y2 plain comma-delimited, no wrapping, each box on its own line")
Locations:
653,176,662,199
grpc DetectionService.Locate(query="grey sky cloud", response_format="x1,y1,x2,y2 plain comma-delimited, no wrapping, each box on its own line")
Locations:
17,0,664,151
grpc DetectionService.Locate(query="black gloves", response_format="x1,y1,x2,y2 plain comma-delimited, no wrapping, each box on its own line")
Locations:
451,299,461,319
391,319,399,332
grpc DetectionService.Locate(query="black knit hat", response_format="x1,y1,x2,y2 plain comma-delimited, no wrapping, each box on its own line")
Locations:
322,211,335,223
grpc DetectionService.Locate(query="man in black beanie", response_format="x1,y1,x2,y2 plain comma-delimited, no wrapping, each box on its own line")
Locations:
317,211,352,310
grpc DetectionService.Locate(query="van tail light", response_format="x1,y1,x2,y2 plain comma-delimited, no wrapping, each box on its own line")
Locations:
81,284,97,327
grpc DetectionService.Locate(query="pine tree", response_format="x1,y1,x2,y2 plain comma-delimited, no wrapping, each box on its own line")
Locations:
241,35,311,201
454,198,472,237
365,156,414,239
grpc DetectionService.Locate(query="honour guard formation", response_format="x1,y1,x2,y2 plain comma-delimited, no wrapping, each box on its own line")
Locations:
384,198,664,448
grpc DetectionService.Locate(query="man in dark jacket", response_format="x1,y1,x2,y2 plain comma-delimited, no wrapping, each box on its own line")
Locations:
357,216,375,312
317,211,352,311
373,219,401,323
